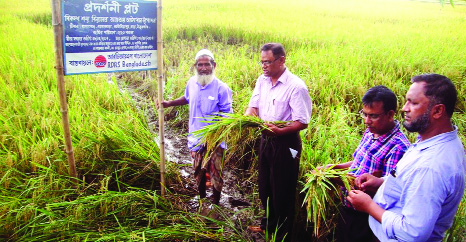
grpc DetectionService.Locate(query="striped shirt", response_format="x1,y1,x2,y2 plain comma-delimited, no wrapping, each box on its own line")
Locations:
349,121,410,177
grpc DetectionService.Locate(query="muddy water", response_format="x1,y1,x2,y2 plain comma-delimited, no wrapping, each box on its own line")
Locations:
156,109,256,215
116,75,266,241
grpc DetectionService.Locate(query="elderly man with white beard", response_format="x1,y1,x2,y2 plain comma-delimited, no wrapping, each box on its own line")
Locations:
159,49,233,206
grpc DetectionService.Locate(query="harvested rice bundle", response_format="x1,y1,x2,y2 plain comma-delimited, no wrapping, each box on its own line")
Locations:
192,113,286,164
301,165,355,237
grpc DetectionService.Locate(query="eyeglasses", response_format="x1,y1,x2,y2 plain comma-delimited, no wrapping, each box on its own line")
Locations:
258,56,282,66
359,109,386,120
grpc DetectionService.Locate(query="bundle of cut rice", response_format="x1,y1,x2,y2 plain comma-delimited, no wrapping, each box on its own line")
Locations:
192,113,286,165
301,165,355,237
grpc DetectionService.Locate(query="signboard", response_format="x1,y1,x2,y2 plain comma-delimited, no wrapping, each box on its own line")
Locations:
62,0,157,75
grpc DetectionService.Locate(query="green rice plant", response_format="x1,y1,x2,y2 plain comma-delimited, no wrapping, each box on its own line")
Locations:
300,165,355,238
0,0,168,186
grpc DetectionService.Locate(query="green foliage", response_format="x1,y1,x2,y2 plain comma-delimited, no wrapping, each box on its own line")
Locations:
300,105,362,171
0,15,162,183
0,2,177,240
159,0,466,240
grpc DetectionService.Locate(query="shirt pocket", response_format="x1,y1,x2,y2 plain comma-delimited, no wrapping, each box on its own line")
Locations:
272,100,288,120
200,95,219,115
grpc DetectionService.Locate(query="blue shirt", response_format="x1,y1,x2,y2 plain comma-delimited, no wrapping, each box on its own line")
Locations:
184,76,233,151
369,127,466,242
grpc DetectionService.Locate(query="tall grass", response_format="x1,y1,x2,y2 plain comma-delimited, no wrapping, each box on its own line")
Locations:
0,13,162,181
162,0,466,117
0,1,255,240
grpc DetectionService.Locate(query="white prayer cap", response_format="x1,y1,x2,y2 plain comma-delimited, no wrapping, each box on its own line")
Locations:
195,49,214,61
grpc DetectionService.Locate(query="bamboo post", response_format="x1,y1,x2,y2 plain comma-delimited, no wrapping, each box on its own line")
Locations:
156,0,166,197
51,0,77,179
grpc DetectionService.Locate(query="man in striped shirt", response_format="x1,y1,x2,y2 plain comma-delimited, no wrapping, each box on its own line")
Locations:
322,86,410,242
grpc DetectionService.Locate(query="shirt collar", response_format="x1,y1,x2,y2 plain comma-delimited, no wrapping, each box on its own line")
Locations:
413,126,459,151
369,120,401,143
278,67,289,83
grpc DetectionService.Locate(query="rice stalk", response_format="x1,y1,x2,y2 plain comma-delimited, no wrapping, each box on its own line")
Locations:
300,165,355,237
191,113,286,166
1,168,247,241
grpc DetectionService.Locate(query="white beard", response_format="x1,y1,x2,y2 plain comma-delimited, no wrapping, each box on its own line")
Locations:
195,69,215,86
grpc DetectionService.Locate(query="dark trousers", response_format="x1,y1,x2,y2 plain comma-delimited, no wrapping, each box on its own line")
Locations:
336,205,375,242
259,133,301,242
192,146,224,204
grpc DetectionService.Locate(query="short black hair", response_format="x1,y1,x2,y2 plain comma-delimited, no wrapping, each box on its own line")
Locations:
261,43,286,59
411,74,457,117
362,85,397,112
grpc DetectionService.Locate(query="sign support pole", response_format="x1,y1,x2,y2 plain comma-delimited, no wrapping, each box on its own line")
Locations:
51,0,77,179
156,0,166,197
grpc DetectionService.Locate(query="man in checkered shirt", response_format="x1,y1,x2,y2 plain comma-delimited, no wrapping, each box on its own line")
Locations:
321,86,410,242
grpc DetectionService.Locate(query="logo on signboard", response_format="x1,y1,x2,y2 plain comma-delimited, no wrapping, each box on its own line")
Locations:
94,55,107,68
